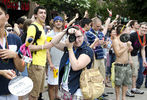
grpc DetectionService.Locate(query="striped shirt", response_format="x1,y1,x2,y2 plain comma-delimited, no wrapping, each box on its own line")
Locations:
86,28,104,59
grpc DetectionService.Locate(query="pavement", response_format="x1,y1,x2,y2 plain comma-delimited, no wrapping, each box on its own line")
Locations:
24,79,147,100
103,86,147,100
39,84,147,100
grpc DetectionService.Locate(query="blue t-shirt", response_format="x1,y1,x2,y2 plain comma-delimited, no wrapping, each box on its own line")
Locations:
86,28,104,59
0,33,22,95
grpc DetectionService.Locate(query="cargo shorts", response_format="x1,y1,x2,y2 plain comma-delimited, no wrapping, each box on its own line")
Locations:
115,64,132,86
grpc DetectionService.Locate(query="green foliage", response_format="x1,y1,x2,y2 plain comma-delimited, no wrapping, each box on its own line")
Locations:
126,0,147,22
16,0,146,22
10,0,29,2
88,0,98,18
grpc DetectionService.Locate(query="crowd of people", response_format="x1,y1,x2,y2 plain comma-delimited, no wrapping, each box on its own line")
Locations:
0,1,147,100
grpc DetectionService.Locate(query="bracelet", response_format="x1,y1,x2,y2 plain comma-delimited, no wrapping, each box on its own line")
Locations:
22,60,25,67
108,16,112,19
109,14,112,17
68,48,72,51
42,45,44,50
50,41,55,46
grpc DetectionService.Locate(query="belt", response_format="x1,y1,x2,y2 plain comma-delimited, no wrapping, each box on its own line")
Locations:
114,63,129,67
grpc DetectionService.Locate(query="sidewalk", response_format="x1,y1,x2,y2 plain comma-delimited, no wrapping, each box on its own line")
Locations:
41,85,147,100
25,79,147,100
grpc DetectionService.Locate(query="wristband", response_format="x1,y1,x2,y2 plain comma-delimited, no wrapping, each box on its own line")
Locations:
68,48,72,51
108,16,112,19
22,60,25,67
109,14,112,17
42,45,44,50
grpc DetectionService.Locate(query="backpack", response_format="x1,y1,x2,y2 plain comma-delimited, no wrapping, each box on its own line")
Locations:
21,24,42,45
20,24,42,54
30,24,42,45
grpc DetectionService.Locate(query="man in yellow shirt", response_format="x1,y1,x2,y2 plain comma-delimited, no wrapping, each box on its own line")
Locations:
26,6,47,100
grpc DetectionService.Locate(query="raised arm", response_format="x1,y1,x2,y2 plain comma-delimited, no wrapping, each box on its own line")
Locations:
66,13,79,27
110,14,119,26
83,10,89,18
102,8,112,36
43,29,67,51
13,23,21,36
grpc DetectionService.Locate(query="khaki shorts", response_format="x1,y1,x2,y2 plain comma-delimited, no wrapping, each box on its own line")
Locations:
94,59,105,79
131,56,139,77
28,65,45,97
115,64,132,86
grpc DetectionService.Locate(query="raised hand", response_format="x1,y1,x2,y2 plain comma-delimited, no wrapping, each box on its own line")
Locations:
107,8,112,17
75,13,79,19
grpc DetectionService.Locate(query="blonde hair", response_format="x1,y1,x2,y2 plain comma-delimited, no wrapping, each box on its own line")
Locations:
91,17,102,26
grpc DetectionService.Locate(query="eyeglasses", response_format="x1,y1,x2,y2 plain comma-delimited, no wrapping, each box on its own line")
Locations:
76,35,83,39
7,29,14,32
96,26,101,27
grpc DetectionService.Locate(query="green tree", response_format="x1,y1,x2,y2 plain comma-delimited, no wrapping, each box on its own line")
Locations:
13,0,147,22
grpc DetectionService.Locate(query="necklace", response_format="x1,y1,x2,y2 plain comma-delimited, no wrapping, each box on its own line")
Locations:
137,31,146,46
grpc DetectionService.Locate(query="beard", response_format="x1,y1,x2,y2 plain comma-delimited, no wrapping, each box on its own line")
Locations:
55,25,63,30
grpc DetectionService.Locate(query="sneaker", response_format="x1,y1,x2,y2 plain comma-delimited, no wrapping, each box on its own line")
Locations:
126,90,135,97
102,93,108,97
136,85,141,89
97,96,108,100
131,89,144,94
54,98,60,100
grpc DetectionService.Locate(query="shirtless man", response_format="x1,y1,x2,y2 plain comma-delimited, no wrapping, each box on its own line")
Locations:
112,25,133,100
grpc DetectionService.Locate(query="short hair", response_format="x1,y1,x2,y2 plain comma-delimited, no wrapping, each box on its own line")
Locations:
80,18,92,28
23,19,32,33
91,17,102,26
34,6,46,15
16,18,25,25
130,20,138,28
5,23,12,28
116,24,126,35
0,2,7,14
140,22,147,26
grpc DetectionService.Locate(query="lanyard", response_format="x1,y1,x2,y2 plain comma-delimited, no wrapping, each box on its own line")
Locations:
63,48,77,82
0,32,9,63
137,31,146,47
0,37,5,48
0,32,8,49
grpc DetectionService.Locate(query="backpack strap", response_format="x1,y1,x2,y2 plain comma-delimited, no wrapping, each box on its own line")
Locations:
30,24,42,45
30,24,42,54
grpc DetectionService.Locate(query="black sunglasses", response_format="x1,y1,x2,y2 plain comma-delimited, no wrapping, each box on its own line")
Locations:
7,29,14,32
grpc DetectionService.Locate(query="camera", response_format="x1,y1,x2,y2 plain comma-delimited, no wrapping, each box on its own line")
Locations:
68,34,76,43
66,26,77,43
120,33,130,43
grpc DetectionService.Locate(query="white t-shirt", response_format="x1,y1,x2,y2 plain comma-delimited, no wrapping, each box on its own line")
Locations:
47,30,64,85
61,63,83,96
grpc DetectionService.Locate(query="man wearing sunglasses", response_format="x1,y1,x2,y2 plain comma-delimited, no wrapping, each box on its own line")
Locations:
5,23,14,34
